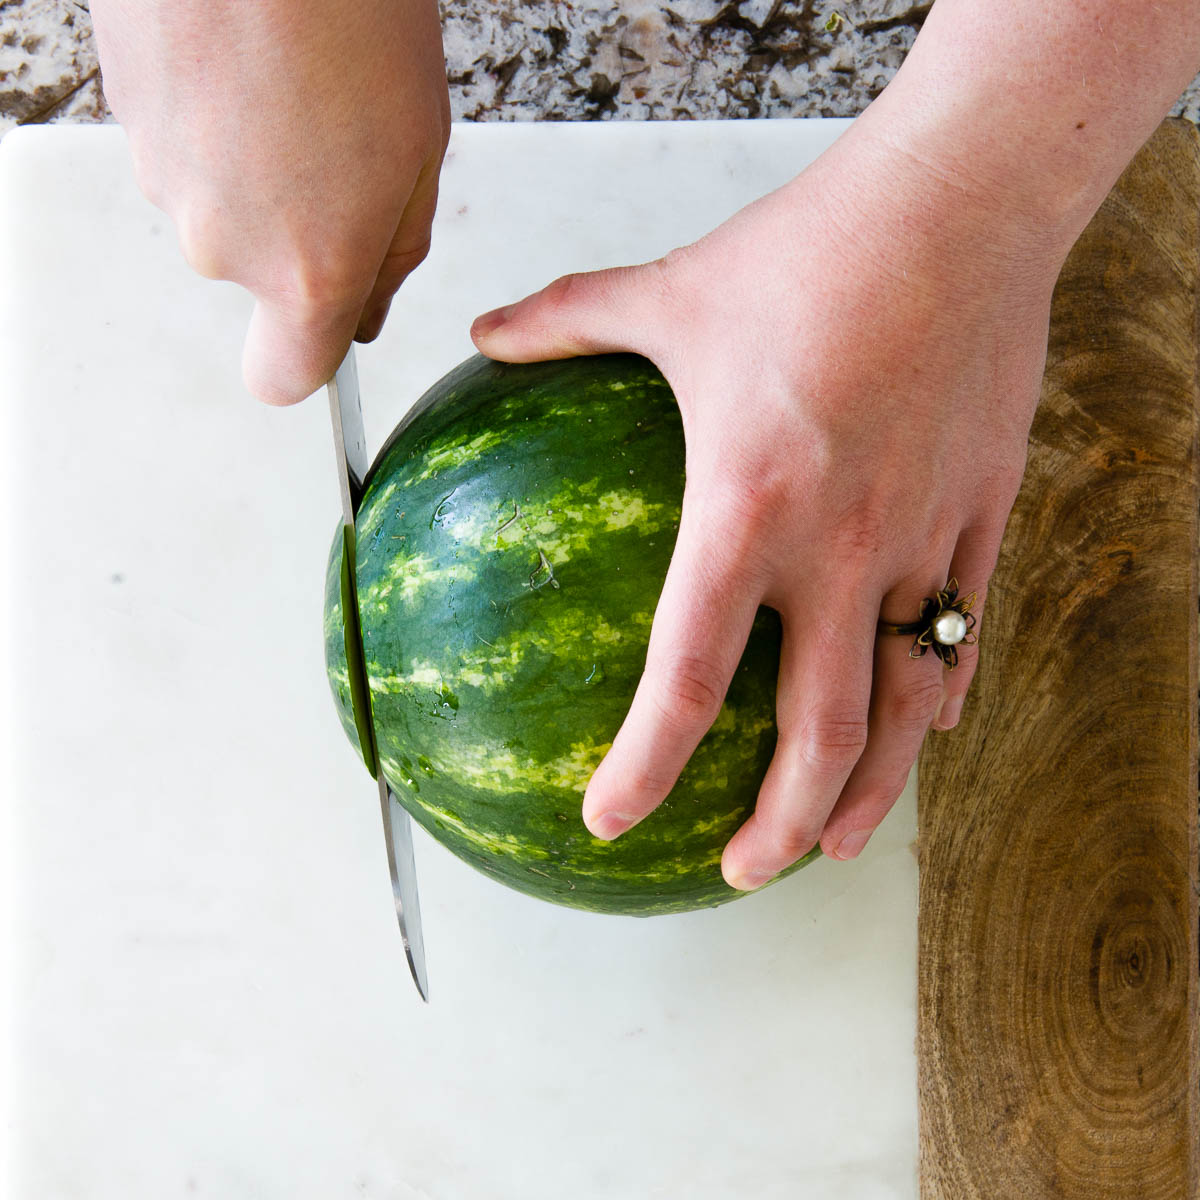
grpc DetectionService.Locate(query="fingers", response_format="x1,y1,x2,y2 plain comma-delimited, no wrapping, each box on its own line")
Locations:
355,158,443,343
931,523,1000,730
581,494,766,841
174,202,372,404
719,599,877,890
593,516,1001,886
819,528,1000,861
172,150,445,405
817,571,950,861
244,156,444,401
354,296,395,347
242,180,441,403
470,259,670,364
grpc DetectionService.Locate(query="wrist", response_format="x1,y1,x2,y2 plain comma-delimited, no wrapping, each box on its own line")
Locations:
842,0,1200,281
850,101,1097,274
799,121,1069,315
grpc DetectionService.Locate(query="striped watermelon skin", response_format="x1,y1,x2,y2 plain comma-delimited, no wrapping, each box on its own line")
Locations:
323,353,821,916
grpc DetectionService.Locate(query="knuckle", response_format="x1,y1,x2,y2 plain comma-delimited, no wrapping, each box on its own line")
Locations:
990,454,1029,500
885,675,945,731
384,237,432,275
830,503,893,562
926,509,960,556
656,245,692,277
841,774,910,818
621,764,679,805
526,272,598,353
649,654,728,730
138,176,165,212
876,773,913,809
539,271,583,314
773,822,822,861
127,140,165,211
286,257,366,318
647,248,694,307
689,469,780,555
725,470,782,532
796,709,869,773
175,209,226,280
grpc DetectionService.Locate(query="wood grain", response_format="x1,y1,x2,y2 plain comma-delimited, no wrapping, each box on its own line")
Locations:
917,118,1200,1199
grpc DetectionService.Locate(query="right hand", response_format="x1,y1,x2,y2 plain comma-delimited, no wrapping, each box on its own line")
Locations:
91,0,450,405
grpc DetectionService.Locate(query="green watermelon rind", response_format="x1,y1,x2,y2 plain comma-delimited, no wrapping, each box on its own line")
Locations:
324,353,821,917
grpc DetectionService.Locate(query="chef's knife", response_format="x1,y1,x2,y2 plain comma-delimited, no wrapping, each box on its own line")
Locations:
328,346,429,1003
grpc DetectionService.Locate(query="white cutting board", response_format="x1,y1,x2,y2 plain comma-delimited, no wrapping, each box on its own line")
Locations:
0,122,918,1200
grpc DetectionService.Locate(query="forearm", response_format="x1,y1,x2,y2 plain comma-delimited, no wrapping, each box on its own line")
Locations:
853,0,1200,261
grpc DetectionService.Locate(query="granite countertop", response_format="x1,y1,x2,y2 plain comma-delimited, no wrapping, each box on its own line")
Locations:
4,0,1199,132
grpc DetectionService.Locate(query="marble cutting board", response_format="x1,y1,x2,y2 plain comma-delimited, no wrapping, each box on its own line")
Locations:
0,121,918,1200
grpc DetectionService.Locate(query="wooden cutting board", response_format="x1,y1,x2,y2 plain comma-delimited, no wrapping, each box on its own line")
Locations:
917,118,1200,1198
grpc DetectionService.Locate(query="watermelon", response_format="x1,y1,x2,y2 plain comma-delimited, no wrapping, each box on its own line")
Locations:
323,353,821,916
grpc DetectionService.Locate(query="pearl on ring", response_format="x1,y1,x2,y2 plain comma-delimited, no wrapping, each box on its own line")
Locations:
931,610,968,646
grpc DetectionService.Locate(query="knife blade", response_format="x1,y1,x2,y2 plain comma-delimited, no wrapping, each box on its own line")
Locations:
328,346,429,1002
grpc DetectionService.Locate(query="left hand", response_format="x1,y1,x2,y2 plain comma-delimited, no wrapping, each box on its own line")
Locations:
470,125,1066,890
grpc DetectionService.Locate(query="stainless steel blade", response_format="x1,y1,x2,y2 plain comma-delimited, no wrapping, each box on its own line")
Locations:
379,773,429,1002
328,348,368,519
328,346,429,1002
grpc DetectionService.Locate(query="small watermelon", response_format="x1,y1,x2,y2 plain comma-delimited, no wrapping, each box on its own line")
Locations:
323,353,821,916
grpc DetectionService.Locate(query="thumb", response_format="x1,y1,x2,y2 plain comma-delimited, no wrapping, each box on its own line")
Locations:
242,295,363,407
470,263,663,363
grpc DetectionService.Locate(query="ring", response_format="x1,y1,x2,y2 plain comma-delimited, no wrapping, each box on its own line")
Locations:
877,577,978,669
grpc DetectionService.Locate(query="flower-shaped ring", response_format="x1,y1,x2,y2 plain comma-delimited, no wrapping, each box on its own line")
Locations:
876,577,978,669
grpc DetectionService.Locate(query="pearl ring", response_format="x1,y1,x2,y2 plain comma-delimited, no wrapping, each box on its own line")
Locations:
876,578,978,669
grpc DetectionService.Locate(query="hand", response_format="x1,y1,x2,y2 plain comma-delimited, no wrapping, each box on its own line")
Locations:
91,0,450,405
469,125,1067,889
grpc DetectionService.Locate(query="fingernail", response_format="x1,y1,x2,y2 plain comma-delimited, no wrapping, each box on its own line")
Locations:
471,303,515,338
933,696,964,731
590,810,638,841
728,868,774,891
834,829,872,860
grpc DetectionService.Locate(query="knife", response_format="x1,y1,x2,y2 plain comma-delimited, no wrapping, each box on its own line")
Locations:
328,346,429,1002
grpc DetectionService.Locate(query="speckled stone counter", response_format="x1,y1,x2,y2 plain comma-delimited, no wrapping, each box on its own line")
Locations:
4,0,1199,132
